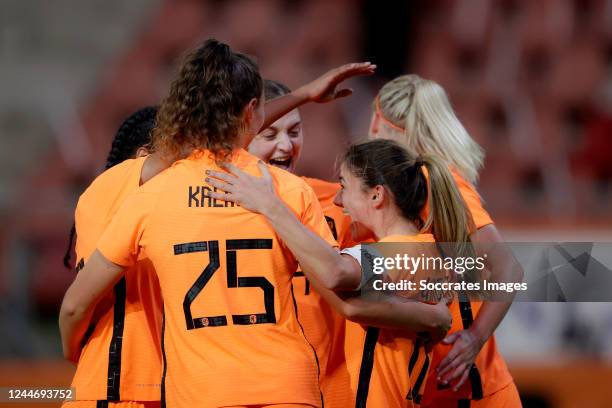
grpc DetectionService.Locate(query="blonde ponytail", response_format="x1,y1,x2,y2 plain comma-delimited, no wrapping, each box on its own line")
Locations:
377,75,485,185
420,154,471,243
421,154,479,285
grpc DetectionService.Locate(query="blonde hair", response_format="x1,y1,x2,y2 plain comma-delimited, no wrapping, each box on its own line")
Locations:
420,154,474,247
376,74,484,185
421,154,479,287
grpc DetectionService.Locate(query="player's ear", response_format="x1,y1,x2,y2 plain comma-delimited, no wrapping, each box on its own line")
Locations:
135,147,149,158
243,98,258,125
371,185,386,208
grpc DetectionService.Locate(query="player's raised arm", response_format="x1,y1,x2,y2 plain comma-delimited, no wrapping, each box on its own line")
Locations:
137,62,376,178
59,250,126,363
261,62,375,129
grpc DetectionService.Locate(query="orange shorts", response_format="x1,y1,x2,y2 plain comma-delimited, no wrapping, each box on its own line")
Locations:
421,382,521,408
61,401,160,408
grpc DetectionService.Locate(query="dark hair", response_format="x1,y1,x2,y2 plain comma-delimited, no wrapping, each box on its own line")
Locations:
264,79,291,102
105,106,158,169
342,138,475,254
63,106,158,269
341,139,480,282
152,39,263,163
342,139,428,228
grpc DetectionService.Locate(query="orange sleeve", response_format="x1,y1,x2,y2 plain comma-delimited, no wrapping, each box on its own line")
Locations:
298,185,339,249
74,206,98,264
455,176,494,230
96,191,156,267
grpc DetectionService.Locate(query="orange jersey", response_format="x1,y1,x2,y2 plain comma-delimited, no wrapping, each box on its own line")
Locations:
423,170,513,404
450,169,493,230
420,168,493,231
70,157,163,402
292,177,354,404
327,234,437,408
96,149,337,408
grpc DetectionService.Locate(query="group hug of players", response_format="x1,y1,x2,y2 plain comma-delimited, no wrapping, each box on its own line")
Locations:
59,39,523,408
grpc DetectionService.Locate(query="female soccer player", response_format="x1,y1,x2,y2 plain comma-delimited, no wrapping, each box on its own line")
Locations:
62,107,158,270
205,138,473,407
247,80,358,405
370,74,523,407
62,106,163,408
59,39,376,408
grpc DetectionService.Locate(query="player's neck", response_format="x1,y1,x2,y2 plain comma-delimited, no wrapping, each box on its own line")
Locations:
141,152,171,185
374,210,420,240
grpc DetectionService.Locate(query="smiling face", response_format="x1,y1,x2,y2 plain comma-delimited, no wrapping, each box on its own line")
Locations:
248,109,303,173
334,164,378,240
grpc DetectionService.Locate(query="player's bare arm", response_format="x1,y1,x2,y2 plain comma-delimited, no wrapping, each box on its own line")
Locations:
205,162,361,290
59,250,126,363
138,62,377,185
437,224,524,389
262,62,375,128
206,162,453,340
310,275,451,340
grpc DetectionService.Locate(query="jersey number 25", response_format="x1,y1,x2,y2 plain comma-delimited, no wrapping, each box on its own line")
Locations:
174,239,276,329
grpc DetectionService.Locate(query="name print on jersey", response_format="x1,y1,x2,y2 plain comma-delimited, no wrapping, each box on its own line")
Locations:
188,185,237,208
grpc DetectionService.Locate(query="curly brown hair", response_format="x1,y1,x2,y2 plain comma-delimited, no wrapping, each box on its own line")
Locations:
152,39,263,162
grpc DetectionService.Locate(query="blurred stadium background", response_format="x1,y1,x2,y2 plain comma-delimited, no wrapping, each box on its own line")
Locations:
0,0,611,407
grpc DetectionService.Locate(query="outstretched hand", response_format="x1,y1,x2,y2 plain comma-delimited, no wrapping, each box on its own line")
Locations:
205,161,279,214
294,62,376,103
